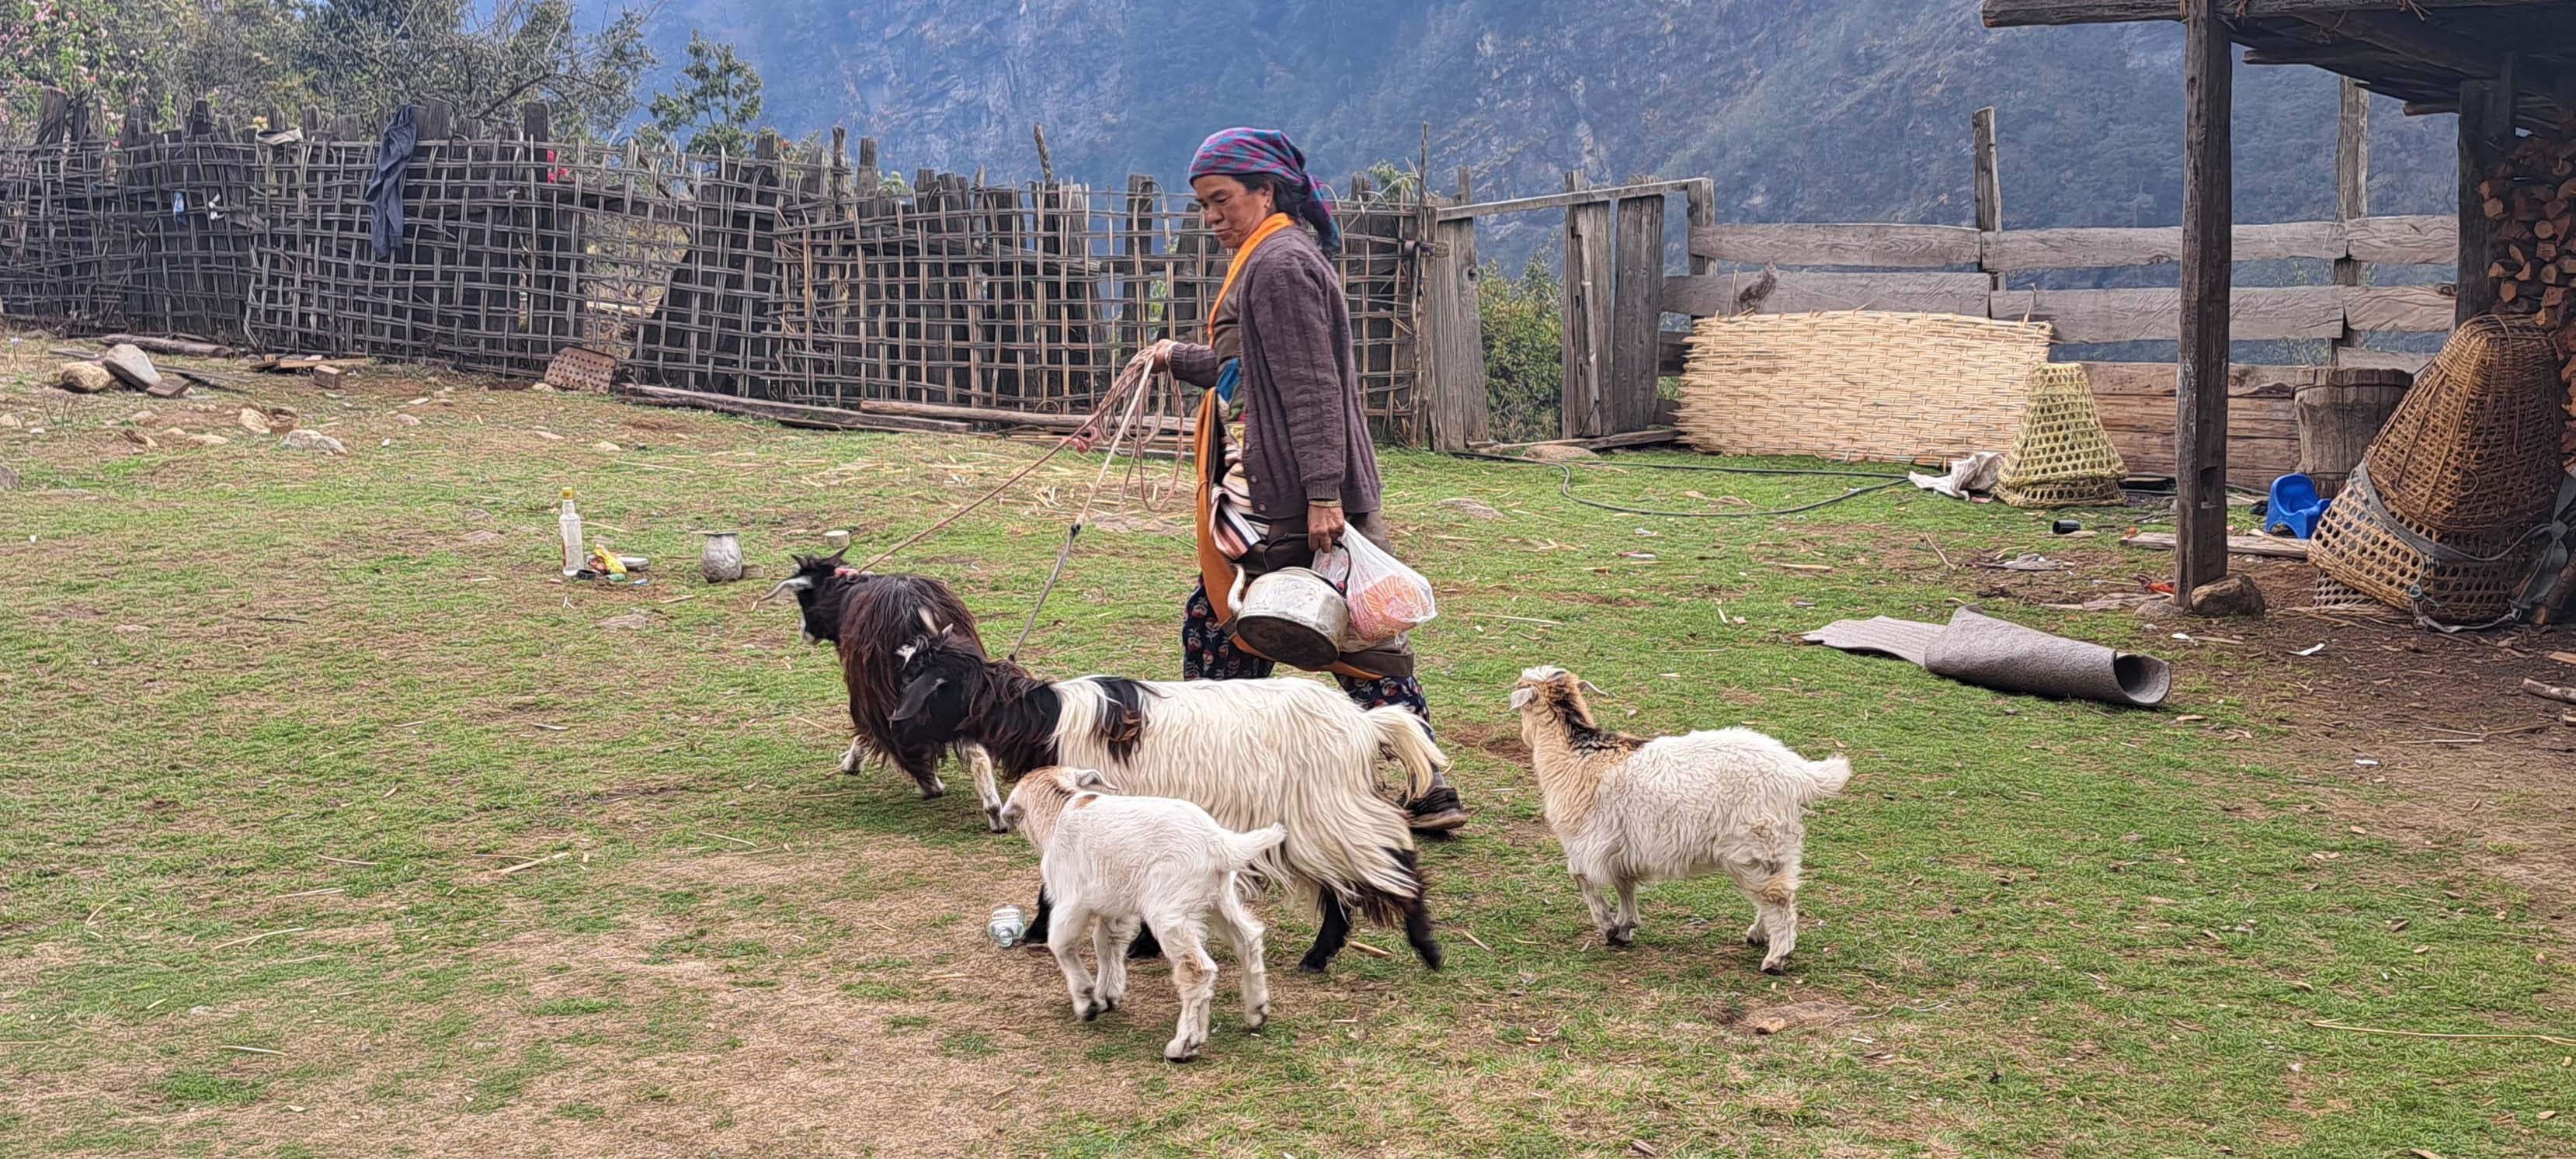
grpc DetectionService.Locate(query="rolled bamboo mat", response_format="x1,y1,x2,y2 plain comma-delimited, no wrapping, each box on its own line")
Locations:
1674,311,2054,463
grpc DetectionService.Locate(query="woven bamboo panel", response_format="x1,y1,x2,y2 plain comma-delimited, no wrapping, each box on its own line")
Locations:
1998,363,2126,508
2362,315,2564,534
2310,469,2545,623
1675,311,2053,463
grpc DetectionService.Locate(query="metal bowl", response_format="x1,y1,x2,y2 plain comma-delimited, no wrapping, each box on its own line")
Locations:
1229,567,1349,671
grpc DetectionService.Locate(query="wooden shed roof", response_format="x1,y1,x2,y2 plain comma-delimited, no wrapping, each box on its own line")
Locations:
1983,1,2576,132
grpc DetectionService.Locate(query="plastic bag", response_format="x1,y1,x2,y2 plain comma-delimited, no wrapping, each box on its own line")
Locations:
1334,530,1437,645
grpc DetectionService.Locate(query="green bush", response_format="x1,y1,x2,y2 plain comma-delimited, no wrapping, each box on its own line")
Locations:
1478,257,1563,442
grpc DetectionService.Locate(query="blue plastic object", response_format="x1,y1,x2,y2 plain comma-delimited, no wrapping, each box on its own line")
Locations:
2265,473,2328,539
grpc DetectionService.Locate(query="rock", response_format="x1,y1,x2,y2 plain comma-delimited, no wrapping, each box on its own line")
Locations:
531,430,565,442
266,407,298,429
1523,443,1598,463
591,440,621,453
101,344,162,392
237,408,273,435
58,363,114,393
311,365,349,386
0,463,19,490
120,429,158,449
186,433,229,447
461,529,506,546
280,429,348,456
530,382,558,393
2186,574,2268,618
130,410,156,425
596,610,654,630
393,413,421,426
0,414,21,428
1436,497,1504,520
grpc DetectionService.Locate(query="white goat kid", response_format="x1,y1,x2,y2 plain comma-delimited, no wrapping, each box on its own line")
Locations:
1510,665,1851,973
999,766,1282,1063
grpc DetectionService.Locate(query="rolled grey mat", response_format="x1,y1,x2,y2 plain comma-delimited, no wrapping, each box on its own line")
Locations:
1803,607,2171,708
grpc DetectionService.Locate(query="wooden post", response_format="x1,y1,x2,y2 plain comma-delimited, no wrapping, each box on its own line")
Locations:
1424,216,1489,450
2455,61,2517,325
1973,107,2004,293
2331,78,2368,366
1684,179,1716,277
1561,171,1614,439
2176,0,2234,606
1609,193,1666,432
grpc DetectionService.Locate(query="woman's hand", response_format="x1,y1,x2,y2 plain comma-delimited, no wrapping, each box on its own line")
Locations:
1141,339,1177,370
1305,503,1345,554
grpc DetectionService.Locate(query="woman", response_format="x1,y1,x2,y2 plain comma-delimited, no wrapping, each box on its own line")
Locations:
1144,127,1467,834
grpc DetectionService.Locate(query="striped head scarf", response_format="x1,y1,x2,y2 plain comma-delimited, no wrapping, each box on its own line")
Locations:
1188,127,1340,252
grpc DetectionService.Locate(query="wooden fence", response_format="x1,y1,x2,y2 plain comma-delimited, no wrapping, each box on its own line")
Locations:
0,96,1424,435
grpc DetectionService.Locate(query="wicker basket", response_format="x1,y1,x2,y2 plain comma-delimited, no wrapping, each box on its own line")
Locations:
1675,311,2053,463
1997,363,2128,508
2310,464,2548,623
2362,315,2566,534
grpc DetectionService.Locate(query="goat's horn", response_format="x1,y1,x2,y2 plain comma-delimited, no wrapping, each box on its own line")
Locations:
761,578,799,602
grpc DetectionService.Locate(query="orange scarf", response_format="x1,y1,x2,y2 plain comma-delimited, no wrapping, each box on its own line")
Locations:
1190,215,1382,678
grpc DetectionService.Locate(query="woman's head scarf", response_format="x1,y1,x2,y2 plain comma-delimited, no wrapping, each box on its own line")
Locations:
1188,127,1340,252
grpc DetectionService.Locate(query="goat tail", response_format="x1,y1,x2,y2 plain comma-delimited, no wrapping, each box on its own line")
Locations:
1223,823,1289,871
1368,707,1448,800
1802,754,1853,803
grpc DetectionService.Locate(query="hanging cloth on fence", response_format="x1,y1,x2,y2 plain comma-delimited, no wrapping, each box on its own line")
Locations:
363,106,419,261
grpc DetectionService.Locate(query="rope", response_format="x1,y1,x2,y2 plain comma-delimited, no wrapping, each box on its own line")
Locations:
1006,363,1163,658
1453,449,1912,519
848,354,1156,575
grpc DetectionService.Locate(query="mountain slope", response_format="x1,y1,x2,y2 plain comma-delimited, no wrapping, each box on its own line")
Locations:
607,1,2454,238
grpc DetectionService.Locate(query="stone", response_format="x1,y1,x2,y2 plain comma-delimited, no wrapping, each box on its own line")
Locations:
596,610,654,630
238,408,273,434
2186,574,2268,618
393,413,421,426
1523,443,1598,462
120,429,158,449
100,344,162,391
531,430,564,442
461,529,506,545
280,429,347,456
1436,497,1504,520
591,441,621,453
0,413,21,428
186,433,229,447
58,363,113,393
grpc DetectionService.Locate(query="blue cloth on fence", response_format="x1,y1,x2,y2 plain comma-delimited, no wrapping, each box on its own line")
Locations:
363,106,419,261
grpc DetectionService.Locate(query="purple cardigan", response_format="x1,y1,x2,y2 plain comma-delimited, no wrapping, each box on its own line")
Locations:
1169,227,1382,520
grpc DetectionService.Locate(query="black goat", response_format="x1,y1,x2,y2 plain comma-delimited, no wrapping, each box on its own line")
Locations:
773,553,1004,830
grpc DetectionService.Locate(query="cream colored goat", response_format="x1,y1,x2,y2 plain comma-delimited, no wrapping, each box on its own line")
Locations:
1510,666,1850,973
999,766,1281,1062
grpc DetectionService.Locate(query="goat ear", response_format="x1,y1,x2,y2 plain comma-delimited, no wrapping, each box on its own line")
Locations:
888,673,948,723
1576,679,1606,697
1073,769,1119,793
1508,686,1537,711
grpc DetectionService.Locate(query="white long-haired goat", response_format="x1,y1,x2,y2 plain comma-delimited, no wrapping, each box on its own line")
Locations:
889,630,1447,973
999,766,1281,1063
1510,665,1850,973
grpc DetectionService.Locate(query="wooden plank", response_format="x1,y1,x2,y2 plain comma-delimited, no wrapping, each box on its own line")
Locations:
1684,179,1716,276
617,384,972,434
2120,531,2312,560
2345,284,2455,331
1688,222,1982,268
2345,214,2458,265
1423,217,1489,450
2178,0,2234,601
1561,173,1615,439
2083,362,2314,398
2327,348,2434,373
1434,179,1699,221
1980,221,2345,271
1609,194,1665,433
1990,286,2343,342
1666,271,1992,318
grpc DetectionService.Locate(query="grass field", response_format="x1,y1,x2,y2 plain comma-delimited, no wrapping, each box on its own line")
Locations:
2,355,2570,1157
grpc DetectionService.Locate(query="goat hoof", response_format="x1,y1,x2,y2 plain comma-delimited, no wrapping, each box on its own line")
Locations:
1163,1040,1203,1063
1244,1007,1268,1031
916,779,946,800
1295,959,1330,976
1761,960,1788,976
983,808,1006,834
1605,928,1635,948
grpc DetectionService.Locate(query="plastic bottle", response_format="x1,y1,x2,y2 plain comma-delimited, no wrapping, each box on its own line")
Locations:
986,904,1028,949
558,488,585,577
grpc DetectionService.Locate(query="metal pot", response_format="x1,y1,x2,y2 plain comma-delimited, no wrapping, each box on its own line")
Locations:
699,531,743,583
1228,567,1350,671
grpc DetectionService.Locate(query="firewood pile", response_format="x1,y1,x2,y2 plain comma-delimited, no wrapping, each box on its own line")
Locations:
2477,116,2576,466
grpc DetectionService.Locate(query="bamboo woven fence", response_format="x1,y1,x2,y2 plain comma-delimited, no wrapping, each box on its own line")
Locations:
0,100,1424,436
